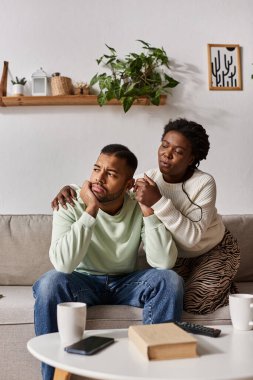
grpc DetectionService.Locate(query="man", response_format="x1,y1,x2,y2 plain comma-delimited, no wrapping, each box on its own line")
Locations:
33,144,184,380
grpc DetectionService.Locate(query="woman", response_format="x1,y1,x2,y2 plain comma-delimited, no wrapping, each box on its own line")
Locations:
51,118,240,314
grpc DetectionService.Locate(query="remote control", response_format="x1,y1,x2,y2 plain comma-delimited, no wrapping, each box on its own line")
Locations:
174,321,221,338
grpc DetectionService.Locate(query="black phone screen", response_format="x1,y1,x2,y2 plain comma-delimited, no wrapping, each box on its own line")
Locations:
64,336,115,355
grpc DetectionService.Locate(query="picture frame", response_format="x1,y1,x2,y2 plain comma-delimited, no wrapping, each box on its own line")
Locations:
207,44,242,90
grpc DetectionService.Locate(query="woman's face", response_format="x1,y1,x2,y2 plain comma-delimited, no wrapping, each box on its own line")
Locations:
158,130,195,183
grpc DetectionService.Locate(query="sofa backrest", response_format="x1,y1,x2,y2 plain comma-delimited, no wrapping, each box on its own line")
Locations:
0,215,53,285
222,214,253,282
0,214,252,285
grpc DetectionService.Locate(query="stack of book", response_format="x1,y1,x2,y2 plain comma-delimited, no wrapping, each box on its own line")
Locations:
128,322,198,361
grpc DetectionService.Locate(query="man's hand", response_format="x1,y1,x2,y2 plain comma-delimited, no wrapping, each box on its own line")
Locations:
51,186,77,210
135,174,162,208
80,181,99,218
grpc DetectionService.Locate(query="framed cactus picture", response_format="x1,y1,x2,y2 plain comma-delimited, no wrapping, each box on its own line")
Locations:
207,44,242,90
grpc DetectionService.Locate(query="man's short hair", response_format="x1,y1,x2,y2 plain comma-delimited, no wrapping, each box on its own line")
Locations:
101,144,138,177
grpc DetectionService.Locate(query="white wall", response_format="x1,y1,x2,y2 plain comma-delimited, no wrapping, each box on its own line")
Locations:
1,0,253,214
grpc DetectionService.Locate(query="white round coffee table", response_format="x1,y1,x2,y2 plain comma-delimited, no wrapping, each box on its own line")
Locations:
27,326,253,380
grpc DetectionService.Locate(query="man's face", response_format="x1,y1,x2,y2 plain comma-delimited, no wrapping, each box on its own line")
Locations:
90,153,133,203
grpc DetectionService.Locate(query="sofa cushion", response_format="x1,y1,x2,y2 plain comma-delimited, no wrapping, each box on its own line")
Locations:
0,286,143,326
0,215,53,285
0,286,34,324
1,283,252,326
222,214,253,282
0,284,234,327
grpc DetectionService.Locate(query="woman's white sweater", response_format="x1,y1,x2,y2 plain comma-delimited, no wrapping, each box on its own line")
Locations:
137,168,225,258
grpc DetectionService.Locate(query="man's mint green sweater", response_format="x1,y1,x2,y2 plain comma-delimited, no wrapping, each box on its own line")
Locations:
49,192,177,275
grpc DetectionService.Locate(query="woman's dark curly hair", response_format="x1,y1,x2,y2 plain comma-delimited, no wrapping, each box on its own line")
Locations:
162,118,210,169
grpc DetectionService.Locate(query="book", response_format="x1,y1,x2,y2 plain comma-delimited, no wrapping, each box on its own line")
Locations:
128,322,198,361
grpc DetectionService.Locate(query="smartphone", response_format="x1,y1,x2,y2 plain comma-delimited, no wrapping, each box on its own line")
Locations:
64,336,115,355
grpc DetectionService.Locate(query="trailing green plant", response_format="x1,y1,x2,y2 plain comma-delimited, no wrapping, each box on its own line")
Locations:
90,40,179,112
11,76,27,85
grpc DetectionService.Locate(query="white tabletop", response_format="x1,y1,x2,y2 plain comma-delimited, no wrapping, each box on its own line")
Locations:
27,326,253,380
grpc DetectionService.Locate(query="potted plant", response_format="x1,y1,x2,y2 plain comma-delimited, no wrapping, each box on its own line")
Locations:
90,40,179,112
73,81,90,95
11,76,27,96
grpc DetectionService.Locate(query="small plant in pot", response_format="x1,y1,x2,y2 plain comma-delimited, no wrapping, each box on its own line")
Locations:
11,76,27,96
90,40,179,112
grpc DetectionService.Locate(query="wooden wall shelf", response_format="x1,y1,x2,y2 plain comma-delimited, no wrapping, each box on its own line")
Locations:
0,94,167,108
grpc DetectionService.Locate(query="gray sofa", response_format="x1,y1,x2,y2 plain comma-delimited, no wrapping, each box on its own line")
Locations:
1,214,253,380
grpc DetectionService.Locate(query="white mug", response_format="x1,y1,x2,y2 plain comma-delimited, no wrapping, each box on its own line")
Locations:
57,302,87,346
229,294,253,331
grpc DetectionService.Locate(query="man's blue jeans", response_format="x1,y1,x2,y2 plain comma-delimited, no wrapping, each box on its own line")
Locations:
33,268,184,380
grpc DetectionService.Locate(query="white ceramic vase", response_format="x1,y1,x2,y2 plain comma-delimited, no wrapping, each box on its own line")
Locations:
12,84,25,96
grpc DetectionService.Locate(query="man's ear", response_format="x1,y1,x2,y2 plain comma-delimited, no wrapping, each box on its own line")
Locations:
126,178,135,191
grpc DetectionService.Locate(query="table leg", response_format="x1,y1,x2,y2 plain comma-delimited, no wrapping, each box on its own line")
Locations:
53,368,71,380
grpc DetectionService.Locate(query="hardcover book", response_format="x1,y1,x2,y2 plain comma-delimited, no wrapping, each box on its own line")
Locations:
128,322,198,360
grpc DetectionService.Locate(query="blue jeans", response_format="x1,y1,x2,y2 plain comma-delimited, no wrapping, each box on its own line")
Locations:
33,268,184,380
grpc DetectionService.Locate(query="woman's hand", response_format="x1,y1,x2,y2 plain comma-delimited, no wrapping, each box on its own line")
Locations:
51,186,77,210
135,174,162,208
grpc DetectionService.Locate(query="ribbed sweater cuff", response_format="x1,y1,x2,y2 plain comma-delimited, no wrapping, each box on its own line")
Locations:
152,195,170,212
143,214,162,229
79,212,96,228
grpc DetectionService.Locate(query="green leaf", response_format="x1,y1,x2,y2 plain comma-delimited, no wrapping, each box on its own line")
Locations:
98,79,107,90
105,57,117,66
162,83,172,89
114,87,122,99
96,56,104,65
168,78,180,88
105,44,116,54
129,53,139,58
129,57,143,73
95,73,110,90
90,74,99,86
112,61,125,71
137,40,150,48
105,90,115,101
124,83,136,94
150,94,161,106
164,74,180,87
97,92,107,106
122,96,135,112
